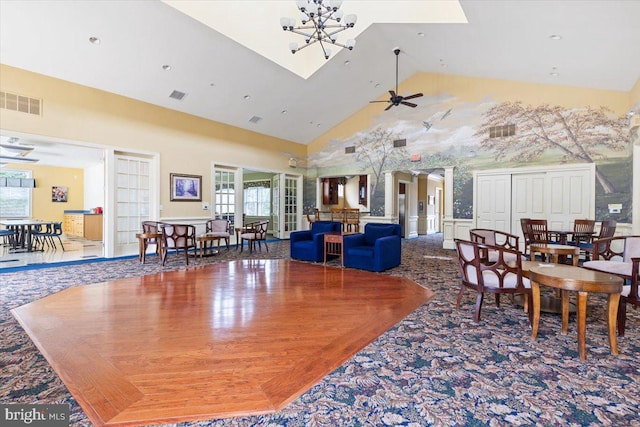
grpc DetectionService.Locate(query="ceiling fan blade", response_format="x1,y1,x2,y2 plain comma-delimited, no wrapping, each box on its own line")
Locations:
384,103,394,111
370,100,390,103
400,101,417,108
403,93,423,100
388,90,396,99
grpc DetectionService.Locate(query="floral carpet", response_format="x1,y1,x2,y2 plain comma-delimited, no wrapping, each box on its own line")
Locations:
1,235,639,426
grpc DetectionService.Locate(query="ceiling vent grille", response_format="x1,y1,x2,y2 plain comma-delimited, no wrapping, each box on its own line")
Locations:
0,91,42,115
169,90,187,101
248,115,262,124
345,146,356,154
393,139,407,148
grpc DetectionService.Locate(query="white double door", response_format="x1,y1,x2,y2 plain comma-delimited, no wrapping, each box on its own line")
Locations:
474,164,595,250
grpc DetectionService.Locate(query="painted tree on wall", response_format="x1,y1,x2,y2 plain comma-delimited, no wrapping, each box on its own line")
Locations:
475,102,629,193
354,128,408,214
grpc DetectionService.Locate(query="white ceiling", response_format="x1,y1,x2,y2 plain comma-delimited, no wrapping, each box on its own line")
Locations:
1,0,639,167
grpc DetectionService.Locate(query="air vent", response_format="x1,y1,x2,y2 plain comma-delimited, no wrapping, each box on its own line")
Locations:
169,90,187,101
489,124,516,138
393,139,407,148
0,91,42,115
248,115,262,124
345,146,356,154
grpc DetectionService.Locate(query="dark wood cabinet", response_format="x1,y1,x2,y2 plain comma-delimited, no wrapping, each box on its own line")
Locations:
358,175,367,205
322,178,339,205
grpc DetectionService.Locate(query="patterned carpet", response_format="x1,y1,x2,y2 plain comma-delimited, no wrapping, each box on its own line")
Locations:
1,235,639,427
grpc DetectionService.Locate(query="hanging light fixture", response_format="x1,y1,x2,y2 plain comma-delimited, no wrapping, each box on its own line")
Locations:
280,0,357,60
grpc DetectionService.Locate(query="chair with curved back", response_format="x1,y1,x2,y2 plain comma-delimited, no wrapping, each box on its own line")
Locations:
454,238,532,324
343,208,361,233
579,219,616,261
205,219,231,251
139,221,162,262
160,223,196,266
582,235,640,336
469,228,520,264
239,220,269,253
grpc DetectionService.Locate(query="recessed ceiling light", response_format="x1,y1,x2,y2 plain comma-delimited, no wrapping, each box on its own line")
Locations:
550,67,559,77
417,32,425,37
281,110,287,114
316,123,321,127
243,95,251,100
162,64,171,71
549,35,562,40
344,60,351,66
375,83,381,88
209,83,215,87
89,36,100,45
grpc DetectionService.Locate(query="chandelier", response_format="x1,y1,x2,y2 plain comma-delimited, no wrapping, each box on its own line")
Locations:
280,0,357,60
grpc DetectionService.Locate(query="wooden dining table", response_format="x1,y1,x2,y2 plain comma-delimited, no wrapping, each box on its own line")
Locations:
528,264,623,360
0,219,55,252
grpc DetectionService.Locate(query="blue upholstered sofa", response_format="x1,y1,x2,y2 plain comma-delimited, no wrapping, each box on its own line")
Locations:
343,223,402,272
290,221,342,262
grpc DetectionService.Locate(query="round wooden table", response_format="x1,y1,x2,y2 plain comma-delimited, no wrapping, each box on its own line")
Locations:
530,243,579,265
528,264,623,360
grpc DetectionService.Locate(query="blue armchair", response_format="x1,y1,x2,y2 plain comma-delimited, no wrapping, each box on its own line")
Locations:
343,223,402,272
290,221,342,262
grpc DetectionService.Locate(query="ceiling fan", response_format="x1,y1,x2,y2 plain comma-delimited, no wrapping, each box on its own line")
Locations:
370,48,423,111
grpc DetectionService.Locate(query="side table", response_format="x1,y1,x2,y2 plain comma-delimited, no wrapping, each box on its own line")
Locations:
324,232,344,266
136,232,162,264
529,264,623,360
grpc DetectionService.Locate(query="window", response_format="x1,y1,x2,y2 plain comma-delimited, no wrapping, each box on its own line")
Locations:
0,169,32,218
215,169,236,225
244,181,271,216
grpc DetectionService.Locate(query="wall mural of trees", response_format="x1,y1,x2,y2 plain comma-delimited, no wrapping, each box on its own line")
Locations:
306,95,633,222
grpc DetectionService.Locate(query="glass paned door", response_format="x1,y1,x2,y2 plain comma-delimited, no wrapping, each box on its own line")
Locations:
115,155,151,255
214,166,236,230
273,173,301,239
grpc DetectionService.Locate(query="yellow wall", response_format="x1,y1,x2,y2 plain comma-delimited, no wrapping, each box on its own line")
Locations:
4,163,84,221
0,65,306,218
631,77,640,108
308,72,632,154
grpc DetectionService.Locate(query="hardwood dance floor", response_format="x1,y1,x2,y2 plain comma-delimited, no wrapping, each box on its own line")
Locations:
12,259,434,427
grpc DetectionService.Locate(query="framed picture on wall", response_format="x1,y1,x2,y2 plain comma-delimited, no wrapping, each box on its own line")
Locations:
170,173,202,201
52,186,68,202
418,200,425,215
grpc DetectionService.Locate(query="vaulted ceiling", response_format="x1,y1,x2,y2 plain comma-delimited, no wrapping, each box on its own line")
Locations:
1,0,639,155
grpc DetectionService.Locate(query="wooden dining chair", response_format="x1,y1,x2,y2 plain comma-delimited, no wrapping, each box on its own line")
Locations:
239,220,269,253
343,208,360,233
579,220,616,261
160,223,196,266
205,219,231,251
454,238,532,323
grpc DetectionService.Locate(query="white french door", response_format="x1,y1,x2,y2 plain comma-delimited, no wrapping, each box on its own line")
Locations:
273,173,302,239
114,154,152,256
